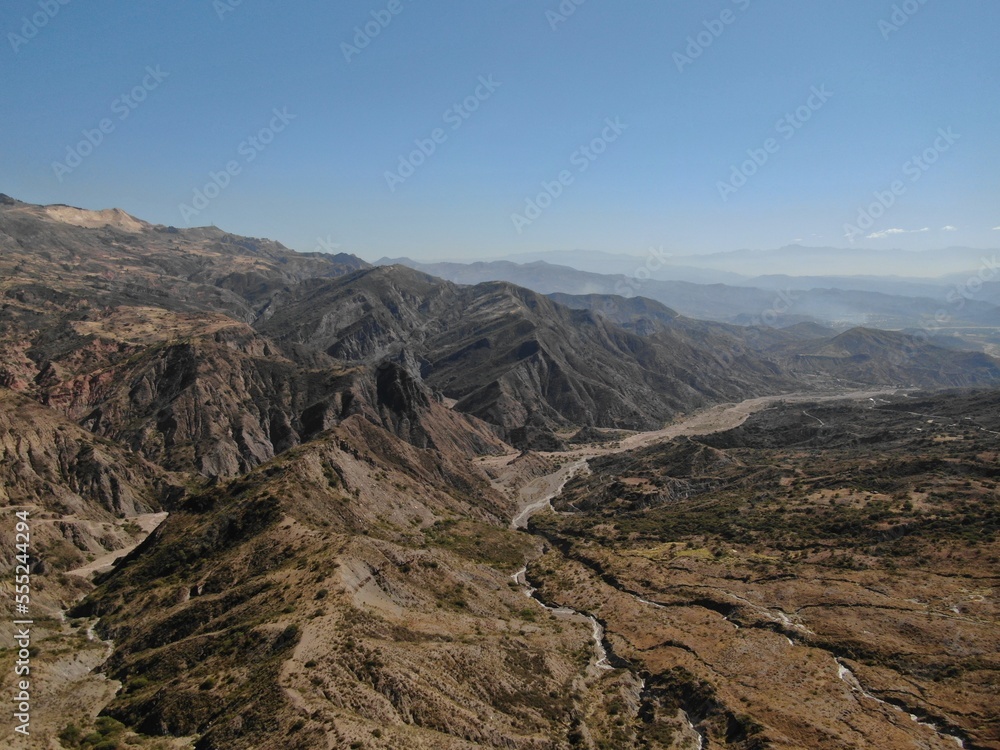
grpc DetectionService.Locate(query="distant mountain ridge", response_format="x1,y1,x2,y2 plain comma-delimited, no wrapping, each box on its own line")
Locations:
3,195,997,451
476,245,998,279
376,256,1000,339
2,195,999,749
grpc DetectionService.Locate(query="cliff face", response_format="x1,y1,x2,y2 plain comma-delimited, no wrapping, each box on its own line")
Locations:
0,389,175,608
257,268,790,436
3,304,502,481
260,269,1000,440
0,390,165,518
5,198,997,461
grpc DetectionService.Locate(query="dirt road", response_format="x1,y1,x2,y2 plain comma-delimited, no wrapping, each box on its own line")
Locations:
510,388,907,527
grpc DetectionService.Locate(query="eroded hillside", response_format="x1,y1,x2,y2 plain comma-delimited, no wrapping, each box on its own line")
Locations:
1,198,998,749
531,391,1000,749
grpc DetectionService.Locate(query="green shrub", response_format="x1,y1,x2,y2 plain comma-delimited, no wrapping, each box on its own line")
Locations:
58,723,82,746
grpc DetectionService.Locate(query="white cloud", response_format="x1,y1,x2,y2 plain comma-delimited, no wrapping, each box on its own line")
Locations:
866,227,929,239
993,226,1000,231
941,225,957,231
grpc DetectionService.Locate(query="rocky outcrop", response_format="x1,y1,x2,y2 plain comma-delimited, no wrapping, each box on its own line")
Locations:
0,316,495,495
0,389,167,518
258,268,786,436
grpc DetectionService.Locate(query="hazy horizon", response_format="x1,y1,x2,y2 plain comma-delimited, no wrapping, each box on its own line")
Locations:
367,244,1000,281
4,3,1000,746
6,189,999,283
4,1,998,264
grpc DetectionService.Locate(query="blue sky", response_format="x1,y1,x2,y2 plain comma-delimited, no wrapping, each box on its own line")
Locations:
2,0,998,262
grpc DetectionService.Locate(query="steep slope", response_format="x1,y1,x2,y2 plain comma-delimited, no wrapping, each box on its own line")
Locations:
72,412,628,750
0,214,498,478
552,294,1000,390
0,389,169,517
384,256,1000,332
0,388,177,607
18,307,502,478
379,257,784,324
258,266,794,437
2,195,998,749
0,194,367,324
5,196,994,452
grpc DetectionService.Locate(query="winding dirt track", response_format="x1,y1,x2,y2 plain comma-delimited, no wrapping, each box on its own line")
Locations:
510,388,908,528
67,512,169,579
15,513,178,750
505,386,976,750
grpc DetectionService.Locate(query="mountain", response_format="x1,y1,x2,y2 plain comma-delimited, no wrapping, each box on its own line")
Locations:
552,293,1000,388
2,196,999,749
664,244,996,278
3,197,996,459
773,326,1000,388
374,257,780,323
376,256,1000,334
474,246,998,281
470,249,750,285
0,194,368,323
3,195,997,457
0,388,178,607
70,412,565,749
256,266,793,440
742,274,952,297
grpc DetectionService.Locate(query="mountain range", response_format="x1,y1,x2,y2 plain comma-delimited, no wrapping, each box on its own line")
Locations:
467,246,1000,284
375,257,1000,346
1,196,998,749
